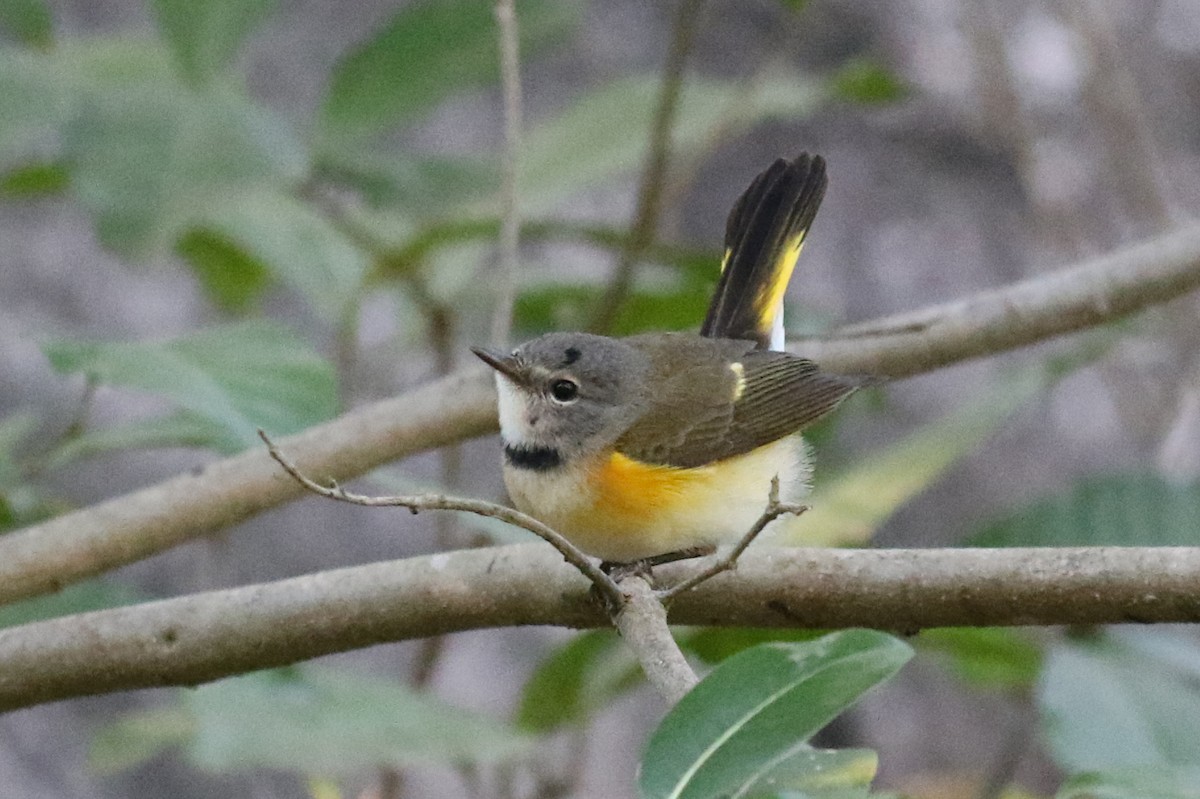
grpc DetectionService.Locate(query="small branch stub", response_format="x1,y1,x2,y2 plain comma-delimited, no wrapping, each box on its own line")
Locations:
613,574,699,704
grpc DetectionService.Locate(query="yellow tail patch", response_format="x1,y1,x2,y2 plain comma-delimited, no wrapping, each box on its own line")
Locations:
754,232,806,338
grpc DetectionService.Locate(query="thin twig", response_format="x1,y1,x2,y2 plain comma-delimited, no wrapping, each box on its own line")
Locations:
658,4,820,212
20,377,96,478
377,767,402,799
424,301,464,553
590,0,707,333
657,476,807,602
974,712,1032,799
963,3,1084,257
413,274,461,691
258,430,623,608
491,0,523,348
1070,0,1175,233
265,430,703,704
333,299,361,408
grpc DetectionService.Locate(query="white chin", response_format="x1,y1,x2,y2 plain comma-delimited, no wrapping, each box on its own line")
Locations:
494,375,535,444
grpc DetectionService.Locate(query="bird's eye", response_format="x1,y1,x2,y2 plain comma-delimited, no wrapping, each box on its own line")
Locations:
549,379,579,403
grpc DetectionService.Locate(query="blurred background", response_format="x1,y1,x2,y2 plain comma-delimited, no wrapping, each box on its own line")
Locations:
2,0,1200,797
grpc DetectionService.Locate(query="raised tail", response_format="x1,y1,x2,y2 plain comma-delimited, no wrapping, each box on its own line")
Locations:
700,153,827,350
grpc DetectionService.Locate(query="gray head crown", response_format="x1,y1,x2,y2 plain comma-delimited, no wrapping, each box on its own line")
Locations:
478,332,652,464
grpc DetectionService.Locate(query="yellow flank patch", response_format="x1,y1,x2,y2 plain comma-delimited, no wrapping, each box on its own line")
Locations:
593,452,704,522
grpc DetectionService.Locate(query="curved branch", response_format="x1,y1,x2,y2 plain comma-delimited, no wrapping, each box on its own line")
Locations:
2,224,1199,606
2,543,1199,713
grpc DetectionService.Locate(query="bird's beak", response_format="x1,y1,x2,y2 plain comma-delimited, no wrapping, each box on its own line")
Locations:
471,347,524,384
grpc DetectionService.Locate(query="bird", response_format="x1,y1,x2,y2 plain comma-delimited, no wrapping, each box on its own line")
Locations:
472,153,864,568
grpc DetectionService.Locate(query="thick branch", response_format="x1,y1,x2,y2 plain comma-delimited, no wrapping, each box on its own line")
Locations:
2,224,1199,606
2,544,1199,713
0,369,497,606
795,223,1200,377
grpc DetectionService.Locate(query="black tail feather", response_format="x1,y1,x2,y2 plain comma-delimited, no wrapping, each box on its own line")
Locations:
700,153,827,350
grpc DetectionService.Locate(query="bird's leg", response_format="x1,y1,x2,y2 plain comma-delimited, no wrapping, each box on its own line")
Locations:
600,545,717,583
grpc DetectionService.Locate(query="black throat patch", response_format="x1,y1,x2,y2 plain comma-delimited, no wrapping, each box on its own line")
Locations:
504,443,564,471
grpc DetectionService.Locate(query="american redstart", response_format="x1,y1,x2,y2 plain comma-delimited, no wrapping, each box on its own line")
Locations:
473,153,864,566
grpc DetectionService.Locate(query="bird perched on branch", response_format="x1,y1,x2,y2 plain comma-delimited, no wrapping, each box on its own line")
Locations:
474,153,864,568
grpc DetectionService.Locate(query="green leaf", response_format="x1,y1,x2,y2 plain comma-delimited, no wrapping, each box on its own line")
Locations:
829,59,906,105
0,413,58,529
1057,766,1200,799
0,0,52,47
773,369,1043,547
610,282,714,333
515,279,713,338
1039,630,1200,773
176,228,272,313
319,0,579,140
0,411,35,488
191,188,369,321
62,54,305,255
0,159,66,195
185,667,533,773
0,47,72,163
0,472,59,534
738,747,877,798
640,631,912,799
677,628,825,666
44,321,337,452
55,35,179,89
518,74,658,208
918,628,1043,690
150,0,277,84
0,579,144,629
748,782,883,796
970,473,1200,547
518,630,636,732
520,70,824,213
42,411,239,465
89,706,196,775
316,147,498,214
